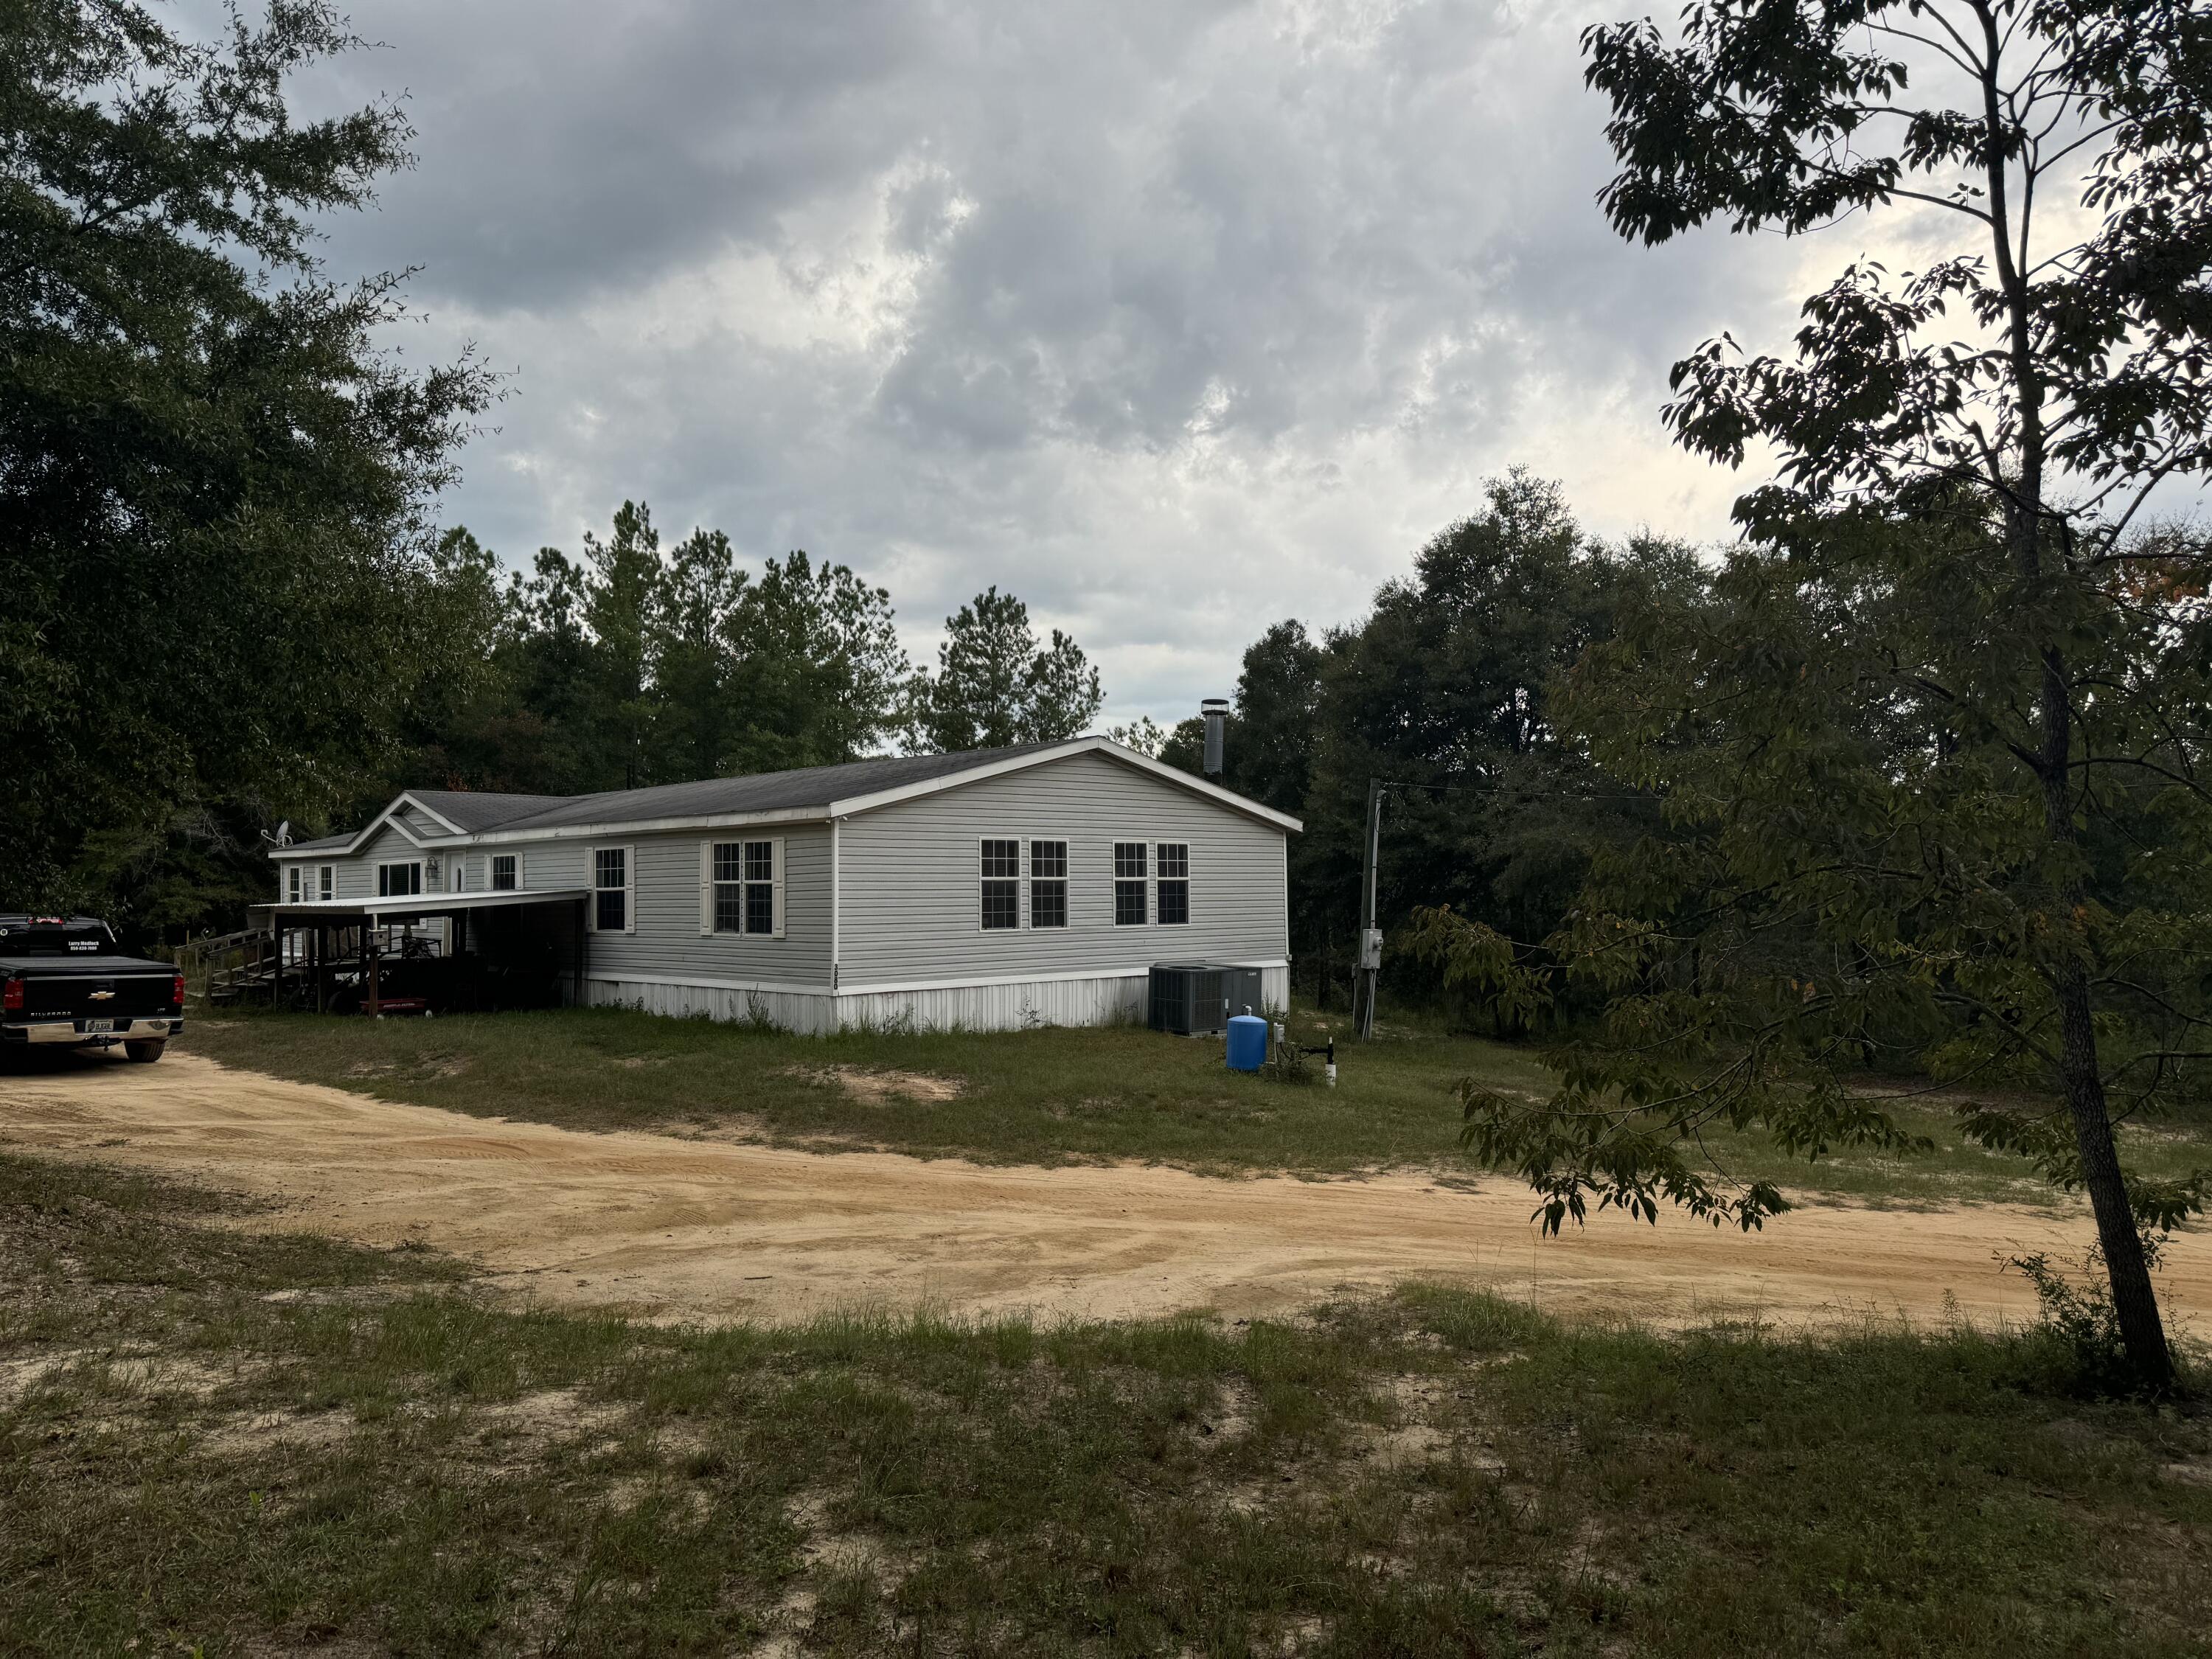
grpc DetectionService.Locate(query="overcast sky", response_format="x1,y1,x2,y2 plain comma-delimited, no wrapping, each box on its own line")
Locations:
296,0,1820,728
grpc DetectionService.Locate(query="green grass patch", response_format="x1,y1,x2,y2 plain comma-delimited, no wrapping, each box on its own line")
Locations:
3,1150,2207,1656
181,1002,1528,1177
174,1002,2212,1208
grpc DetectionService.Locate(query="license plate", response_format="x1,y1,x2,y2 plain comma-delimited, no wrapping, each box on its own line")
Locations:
82,1019,113,1034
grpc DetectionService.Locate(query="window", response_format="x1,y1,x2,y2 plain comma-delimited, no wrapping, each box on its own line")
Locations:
1156,843,1190,925
743,842,776,935
318,865,335,902
378,861,422,897
285,866,302,903
593,846,630,931
491,854,518,892
708,841,779,936
981,839,1020,930
1113,842,1148,925
1029,840,1068,928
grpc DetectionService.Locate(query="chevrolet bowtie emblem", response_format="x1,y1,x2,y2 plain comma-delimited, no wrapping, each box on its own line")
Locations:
88,990,116,1001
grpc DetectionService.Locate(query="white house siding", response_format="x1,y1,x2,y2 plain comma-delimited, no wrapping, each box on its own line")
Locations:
580,824,834,992
343,827,434,897
837,750,1289,1001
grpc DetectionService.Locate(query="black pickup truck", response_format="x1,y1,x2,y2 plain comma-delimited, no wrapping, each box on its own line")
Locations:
0,915,186,1062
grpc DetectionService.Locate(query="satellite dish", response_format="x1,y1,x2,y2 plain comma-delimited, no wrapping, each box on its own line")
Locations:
263,820,293,847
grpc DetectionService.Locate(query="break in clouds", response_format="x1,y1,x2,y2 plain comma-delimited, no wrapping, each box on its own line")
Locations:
297,0,1814,725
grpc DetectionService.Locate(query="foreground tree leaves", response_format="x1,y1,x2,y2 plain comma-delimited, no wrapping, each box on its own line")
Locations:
0,0,496,924
1435,0,2212,1387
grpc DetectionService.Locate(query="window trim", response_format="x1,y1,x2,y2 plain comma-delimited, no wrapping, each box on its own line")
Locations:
285,864,302,903
317,864,335,902
700,837,785,940
490,853,518,892
377,860,422,899
591,844,635,934
978,836,1022,933
1027,837,1070,930
1112,838,1150,927
1155,841,1191,927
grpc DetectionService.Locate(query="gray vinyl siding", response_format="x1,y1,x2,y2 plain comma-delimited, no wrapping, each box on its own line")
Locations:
579,824,834,990
836,750,1287,989
344,827,425,898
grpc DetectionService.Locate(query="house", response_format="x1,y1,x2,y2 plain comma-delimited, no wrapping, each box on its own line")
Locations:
258,737,1300,1032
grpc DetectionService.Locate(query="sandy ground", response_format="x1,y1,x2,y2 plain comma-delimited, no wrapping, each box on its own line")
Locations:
5,1050,2208,1333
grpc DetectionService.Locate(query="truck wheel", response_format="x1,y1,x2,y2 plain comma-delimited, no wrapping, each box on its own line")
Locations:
123,1040,165,1064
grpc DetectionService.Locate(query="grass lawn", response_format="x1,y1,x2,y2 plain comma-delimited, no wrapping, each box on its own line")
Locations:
3,1150,2207,1657
180,1003,2212,1208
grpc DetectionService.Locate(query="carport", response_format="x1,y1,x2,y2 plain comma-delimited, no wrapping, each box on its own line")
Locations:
246,888,591,1015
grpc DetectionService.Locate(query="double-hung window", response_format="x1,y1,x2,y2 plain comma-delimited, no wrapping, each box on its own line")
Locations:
980,839,1020,930
1029,841,1068,928
285,865,302,903
1113,842,1148,925
593,846,632,932
491,854,518,892
378,861,422,898
701,839,782,937
1156,844,1190,925
317,865,335,902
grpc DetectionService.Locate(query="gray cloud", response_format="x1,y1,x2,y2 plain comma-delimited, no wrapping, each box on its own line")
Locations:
293,0,1812,723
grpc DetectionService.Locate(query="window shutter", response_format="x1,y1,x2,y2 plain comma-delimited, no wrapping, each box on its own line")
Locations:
771,838,787,939
625,845,636,933
699,841,713,936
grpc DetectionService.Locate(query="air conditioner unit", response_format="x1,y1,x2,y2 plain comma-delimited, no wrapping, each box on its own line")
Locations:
1147,961,1264,1036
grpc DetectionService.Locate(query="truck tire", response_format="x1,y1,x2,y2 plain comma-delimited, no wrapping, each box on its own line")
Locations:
123,1040,165,1064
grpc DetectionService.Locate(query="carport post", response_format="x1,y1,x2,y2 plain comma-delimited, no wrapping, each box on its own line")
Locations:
573,898,586,1006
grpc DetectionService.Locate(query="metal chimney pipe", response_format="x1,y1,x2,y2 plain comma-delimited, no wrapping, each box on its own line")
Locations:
1200,698,1228,776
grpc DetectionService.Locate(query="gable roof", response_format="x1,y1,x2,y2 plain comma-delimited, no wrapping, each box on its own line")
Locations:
269,739,1300,858
405,790,580,833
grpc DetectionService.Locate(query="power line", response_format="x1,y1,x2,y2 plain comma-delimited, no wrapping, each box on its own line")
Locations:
1370,778,1660,804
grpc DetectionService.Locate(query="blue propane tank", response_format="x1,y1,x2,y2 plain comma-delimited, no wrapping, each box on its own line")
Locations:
1225,1014,1268,1072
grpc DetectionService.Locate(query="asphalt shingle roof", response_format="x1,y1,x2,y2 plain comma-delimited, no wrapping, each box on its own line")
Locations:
480,744,1060,834
273,740,1297,858
408,790,582,832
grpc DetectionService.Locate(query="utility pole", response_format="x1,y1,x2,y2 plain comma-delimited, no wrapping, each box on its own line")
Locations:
1356,777,1383,1038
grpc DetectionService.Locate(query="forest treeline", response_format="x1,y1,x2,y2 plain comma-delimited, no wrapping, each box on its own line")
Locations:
402,503,1105,801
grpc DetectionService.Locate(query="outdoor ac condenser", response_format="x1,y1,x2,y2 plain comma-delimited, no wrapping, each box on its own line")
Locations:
1147,962,1264,1036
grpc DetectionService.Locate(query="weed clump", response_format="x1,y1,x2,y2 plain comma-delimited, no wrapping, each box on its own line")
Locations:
2004,1239,2189,1397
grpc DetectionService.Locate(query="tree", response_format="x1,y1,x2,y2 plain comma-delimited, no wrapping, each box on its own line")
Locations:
909,587,1105,751
0,0,493,933
1107,716,1167,757
1447,0,2212,1384
1161,620,1326,814
1308,476,1686,1002
581,501,664,790
723,552,910,771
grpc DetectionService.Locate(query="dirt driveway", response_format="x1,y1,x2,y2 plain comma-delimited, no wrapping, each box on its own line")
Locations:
7,1051,2207,1332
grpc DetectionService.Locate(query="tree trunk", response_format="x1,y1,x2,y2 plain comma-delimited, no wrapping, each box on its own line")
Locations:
2052,961,2173,1387
2038,646,2174,1387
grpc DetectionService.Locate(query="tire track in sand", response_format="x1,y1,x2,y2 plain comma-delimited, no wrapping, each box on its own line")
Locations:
5,1051,2206,1332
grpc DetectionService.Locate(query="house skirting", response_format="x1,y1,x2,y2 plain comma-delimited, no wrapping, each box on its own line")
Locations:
581,963,1291,1035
